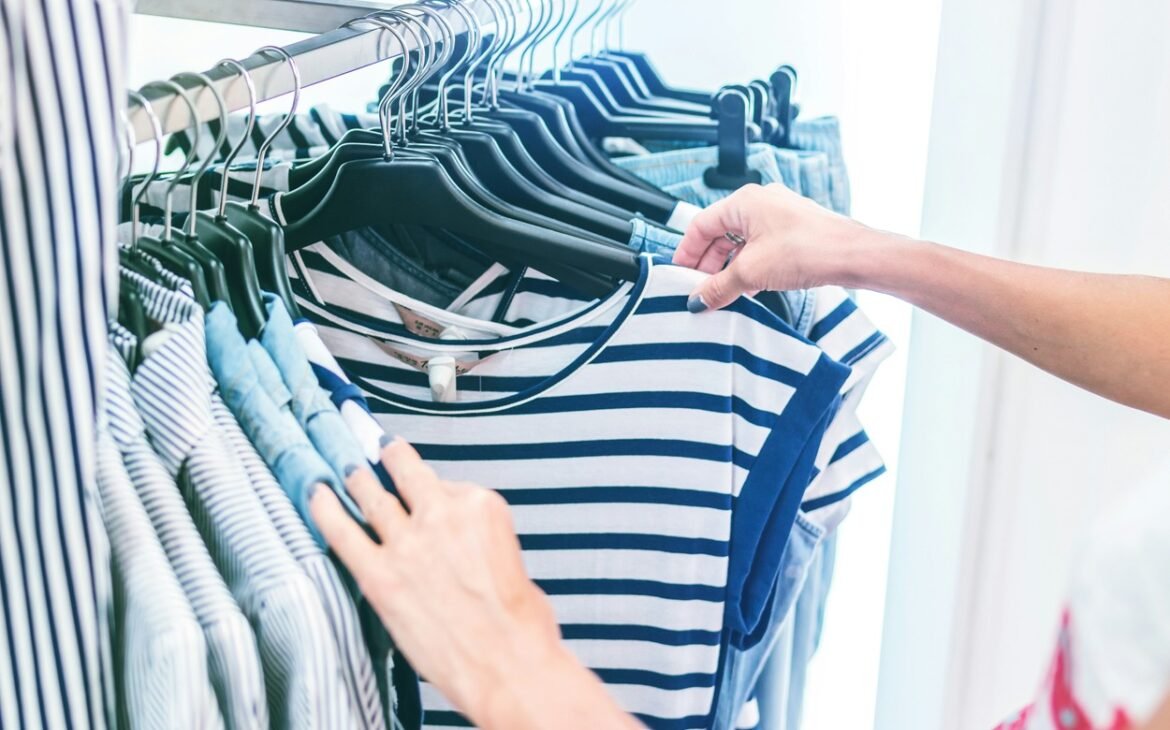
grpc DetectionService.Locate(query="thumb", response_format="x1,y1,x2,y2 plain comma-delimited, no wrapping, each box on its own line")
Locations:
688,263,747,313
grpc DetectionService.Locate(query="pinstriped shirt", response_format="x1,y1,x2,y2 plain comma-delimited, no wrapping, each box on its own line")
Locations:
95,421,223,730
210,397,387,730
121,272,360,729
0,0,134,725
105,338,268,729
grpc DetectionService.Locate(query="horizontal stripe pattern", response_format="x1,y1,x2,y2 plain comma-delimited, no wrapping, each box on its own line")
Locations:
296,257,847,728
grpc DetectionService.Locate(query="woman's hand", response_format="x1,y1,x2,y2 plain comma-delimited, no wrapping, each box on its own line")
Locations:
309,438,641,730
673,182,884,311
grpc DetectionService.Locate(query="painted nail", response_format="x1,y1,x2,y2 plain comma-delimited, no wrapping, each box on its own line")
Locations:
307,482,319,501
379,434,395,450
344,464,360,479
686,294,708,313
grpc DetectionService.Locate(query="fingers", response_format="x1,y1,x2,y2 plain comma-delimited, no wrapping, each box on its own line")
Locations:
688,262,748,312
694,236,739,275
311,485,381,567
672,194,740,268
345,464,408,538
381,437,440,511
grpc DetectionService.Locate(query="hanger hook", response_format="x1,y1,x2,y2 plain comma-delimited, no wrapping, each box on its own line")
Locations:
124,93,164,252
344,14,411,157
422,0,478,129
591,0,619,57
615,0,635,51
212,58,257,219
249,45,301,208
568,0,602,68
366,10,429,145
475,0,512,109
498,0,537,91
551,0,579,82
524,0,562,90
390,5,452,138
513,0,548,90
170,72,228,238
486,0,526,106
138,80,200,242
459,0,501,121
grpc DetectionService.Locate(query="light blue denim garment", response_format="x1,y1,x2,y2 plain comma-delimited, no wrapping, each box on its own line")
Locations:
791,117,850,215
774,149,832,211
205,303,338,547
615,143,800,192
259,294,369,483
322,225,492,309
627,217,686,257
753,532,837,730
712,513,825,730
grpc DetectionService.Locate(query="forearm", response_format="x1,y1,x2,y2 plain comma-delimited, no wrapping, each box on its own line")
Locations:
476,644,643,730
834,231,1170,418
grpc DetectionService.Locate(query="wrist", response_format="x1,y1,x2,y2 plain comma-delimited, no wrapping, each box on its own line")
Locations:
473,641,591,730
820,225,929,294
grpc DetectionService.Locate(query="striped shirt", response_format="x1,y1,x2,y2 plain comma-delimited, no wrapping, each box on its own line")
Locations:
95,423,223,729
0,0,131,726
120,272,361,729
105,335,269,730
211,396,387,730
297,254,849,728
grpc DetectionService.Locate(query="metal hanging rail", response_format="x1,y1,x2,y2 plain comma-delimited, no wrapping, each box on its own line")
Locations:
135,0,397,34
129,0,502,143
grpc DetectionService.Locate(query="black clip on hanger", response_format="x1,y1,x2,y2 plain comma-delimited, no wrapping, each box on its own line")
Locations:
770,65,797,148
703,88,763,190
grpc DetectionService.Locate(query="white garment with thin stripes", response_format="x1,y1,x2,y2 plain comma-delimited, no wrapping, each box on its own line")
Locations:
95,426,223,730
105,337,269,730
0,0,132,726
122,273,360,729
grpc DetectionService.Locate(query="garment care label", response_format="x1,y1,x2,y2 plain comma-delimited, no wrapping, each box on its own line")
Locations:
376,305,490,403
391,302,448,340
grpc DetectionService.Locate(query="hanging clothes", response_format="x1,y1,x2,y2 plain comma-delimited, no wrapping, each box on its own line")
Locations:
0,0,133,726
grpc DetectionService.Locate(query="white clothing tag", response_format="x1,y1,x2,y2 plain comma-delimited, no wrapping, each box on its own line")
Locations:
666,201,703,231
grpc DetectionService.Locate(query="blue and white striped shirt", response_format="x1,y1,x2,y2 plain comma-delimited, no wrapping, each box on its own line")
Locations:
295,255,849,728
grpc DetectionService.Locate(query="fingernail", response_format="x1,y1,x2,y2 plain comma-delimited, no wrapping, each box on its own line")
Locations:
344,464,360,479
687,294,708,313
307,482,319,501
379,434,395,450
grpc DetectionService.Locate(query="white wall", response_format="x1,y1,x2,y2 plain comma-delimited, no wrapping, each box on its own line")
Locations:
880,0,1170,728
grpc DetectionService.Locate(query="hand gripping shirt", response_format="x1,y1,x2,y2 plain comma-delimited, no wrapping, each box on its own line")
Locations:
298,255,849,729
118,272,360,729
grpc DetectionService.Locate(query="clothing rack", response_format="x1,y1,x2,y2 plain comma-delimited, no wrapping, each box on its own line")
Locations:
129,0,509,143
136,0,391,34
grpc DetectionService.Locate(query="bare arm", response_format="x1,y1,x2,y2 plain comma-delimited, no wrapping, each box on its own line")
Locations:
310,442,642,730
676,184,1170,419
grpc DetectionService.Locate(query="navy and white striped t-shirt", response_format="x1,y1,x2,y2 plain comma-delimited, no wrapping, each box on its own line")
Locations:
294,254,848,729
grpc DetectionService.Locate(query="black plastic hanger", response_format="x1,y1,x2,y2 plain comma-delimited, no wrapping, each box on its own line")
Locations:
282,155,637,296
125,89,214,311
703,88,764,190
220,45,309,321
180,62,272,338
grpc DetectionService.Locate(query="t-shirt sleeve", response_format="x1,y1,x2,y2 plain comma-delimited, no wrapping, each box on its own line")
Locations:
721,297,851,639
